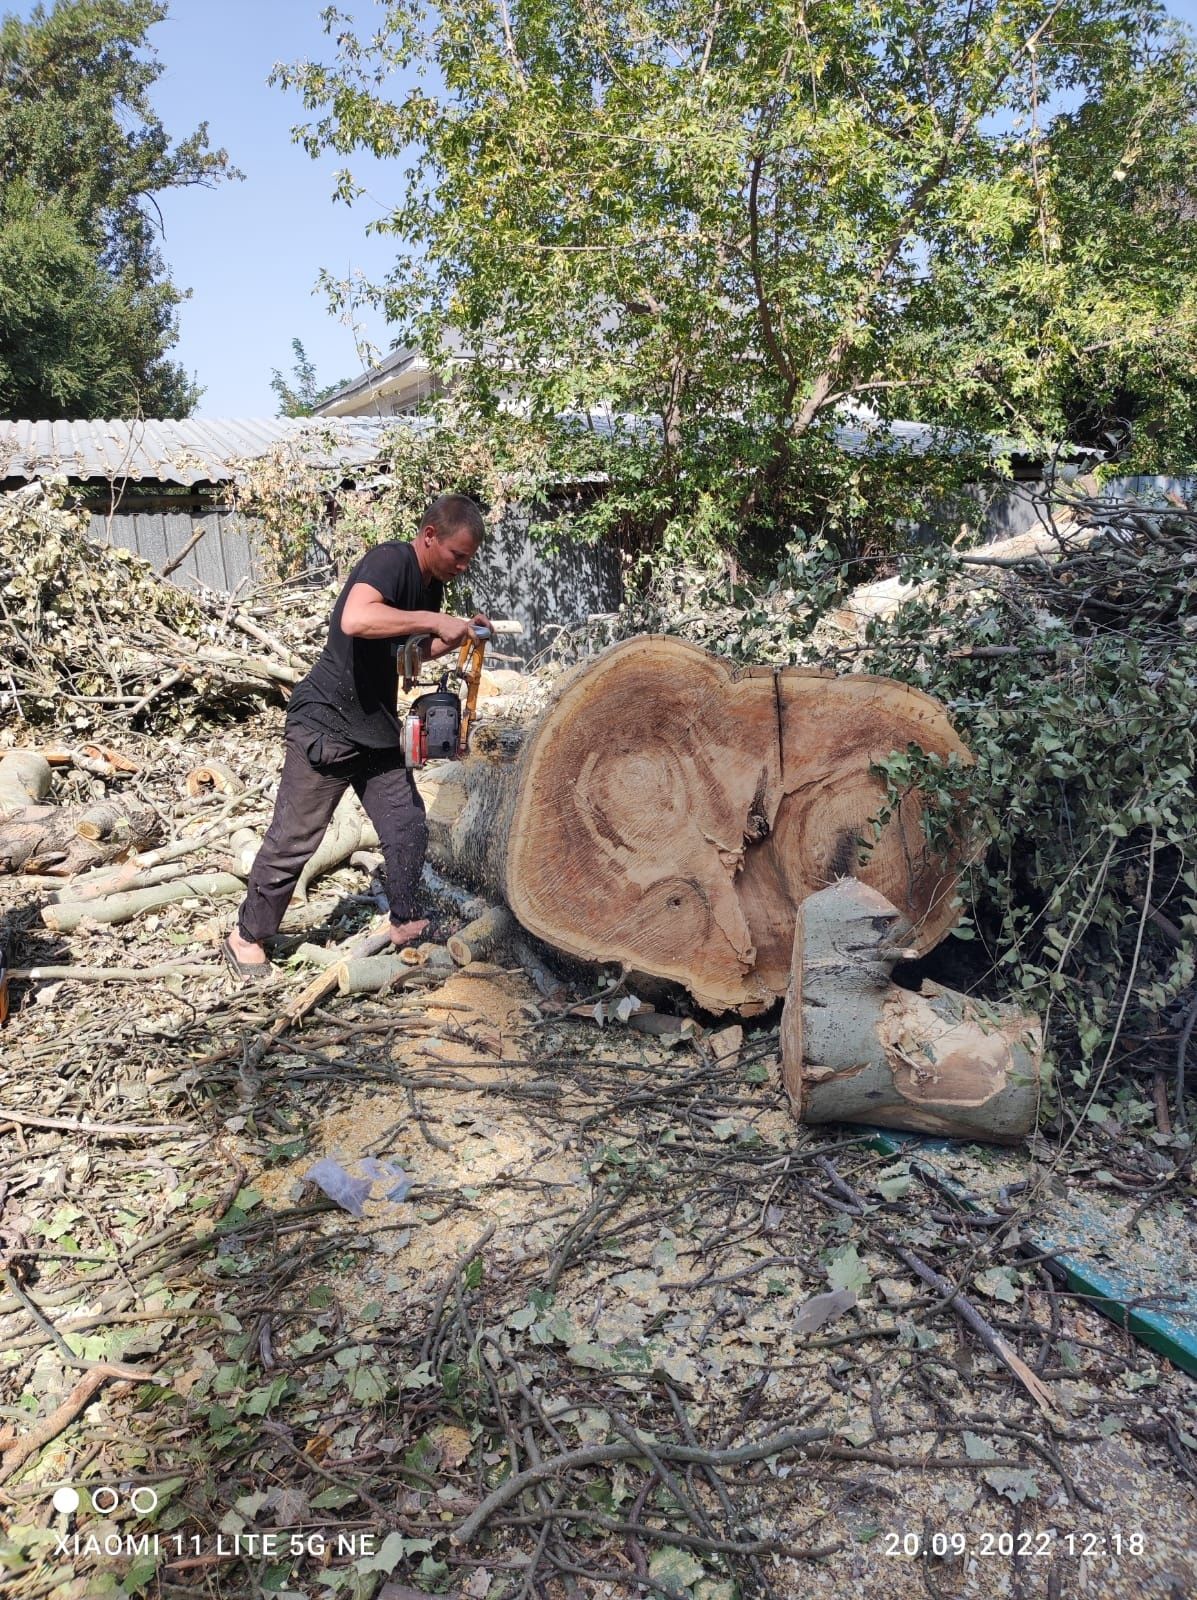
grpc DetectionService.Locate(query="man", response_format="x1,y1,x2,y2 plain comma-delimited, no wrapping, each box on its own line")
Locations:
223,493,491,979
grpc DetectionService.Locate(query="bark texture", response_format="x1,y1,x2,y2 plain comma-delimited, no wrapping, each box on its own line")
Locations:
780,879,1043,1142
0,798,162,875
0,750,161,874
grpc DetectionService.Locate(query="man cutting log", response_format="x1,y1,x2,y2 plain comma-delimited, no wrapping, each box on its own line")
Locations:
223,494,491,980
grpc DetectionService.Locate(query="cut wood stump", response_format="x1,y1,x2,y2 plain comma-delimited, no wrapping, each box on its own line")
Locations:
780,879,1044,1142
448,906,513,966
418,636,971,1014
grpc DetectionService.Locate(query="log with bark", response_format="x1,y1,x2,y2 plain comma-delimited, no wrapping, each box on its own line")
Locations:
417,636,971,1014
0,751,162,875
41,872,245,933
780,878,1043,1142
0,751,52,812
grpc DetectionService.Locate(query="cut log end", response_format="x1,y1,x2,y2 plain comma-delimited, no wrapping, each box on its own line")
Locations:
448,906,514,966
449,636,973,1013
185,761,244,798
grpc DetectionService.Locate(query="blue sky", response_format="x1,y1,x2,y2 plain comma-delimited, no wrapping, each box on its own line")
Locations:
12,0,1197,417
147,0,404,416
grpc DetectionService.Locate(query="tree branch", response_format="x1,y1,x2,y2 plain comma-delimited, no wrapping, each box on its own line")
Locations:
790,0,1071,439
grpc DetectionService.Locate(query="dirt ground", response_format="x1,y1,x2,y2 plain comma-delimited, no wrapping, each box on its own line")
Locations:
1,717,1195,1600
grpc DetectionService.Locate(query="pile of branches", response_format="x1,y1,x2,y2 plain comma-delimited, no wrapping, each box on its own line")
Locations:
1003,491,1197,641
0,483,334,732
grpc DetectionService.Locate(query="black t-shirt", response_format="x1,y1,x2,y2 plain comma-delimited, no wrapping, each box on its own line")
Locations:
287,542,444,749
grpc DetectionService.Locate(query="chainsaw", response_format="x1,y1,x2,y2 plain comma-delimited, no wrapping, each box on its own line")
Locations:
398,626,491,769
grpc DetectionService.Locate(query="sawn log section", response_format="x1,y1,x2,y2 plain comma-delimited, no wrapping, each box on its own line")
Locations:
418,637,970,1014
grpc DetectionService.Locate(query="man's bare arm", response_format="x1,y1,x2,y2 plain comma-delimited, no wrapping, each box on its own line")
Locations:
339,584,489,648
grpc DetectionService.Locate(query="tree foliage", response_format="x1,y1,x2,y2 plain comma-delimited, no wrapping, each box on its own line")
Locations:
270,337,350,417
279,0,1197,566
0,0,237,418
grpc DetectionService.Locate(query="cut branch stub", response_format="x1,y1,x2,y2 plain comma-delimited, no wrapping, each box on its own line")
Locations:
499,637,971,1013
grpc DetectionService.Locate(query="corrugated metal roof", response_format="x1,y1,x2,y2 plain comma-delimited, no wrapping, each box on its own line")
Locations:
0,416,405,486
0,409,1076,489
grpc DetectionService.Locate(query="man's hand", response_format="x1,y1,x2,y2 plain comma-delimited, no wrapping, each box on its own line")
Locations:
428,611,493,656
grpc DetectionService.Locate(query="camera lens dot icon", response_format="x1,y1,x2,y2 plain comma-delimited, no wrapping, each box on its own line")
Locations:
51,1482,159,1516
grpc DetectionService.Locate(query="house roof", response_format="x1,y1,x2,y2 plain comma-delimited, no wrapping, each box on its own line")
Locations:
313,332,475,416
314,347,427,416
0,416,403,488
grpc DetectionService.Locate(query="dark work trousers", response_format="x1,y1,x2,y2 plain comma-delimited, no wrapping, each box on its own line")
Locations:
237,729,427,945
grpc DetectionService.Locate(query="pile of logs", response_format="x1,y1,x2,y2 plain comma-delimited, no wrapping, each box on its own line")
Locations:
0,751,161,876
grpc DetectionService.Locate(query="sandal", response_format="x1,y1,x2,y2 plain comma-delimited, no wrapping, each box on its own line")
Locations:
220,936,273,984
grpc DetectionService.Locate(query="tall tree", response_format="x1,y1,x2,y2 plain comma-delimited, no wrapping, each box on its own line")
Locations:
0,0,237,418
278,0,1197,564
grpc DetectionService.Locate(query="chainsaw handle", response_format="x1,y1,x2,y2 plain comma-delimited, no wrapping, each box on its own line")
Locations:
400,633,433,691
401,624,490,701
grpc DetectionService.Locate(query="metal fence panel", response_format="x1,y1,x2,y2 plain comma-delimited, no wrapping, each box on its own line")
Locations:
88,508,258,594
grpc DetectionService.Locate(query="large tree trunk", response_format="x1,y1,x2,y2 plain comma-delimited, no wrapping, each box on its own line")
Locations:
780,878,1043,1141
418,636,971,1014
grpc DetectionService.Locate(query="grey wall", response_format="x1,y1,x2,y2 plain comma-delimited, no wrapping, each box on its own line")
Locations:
88,507,258,594
458,504,622,662
1103,474,1197,502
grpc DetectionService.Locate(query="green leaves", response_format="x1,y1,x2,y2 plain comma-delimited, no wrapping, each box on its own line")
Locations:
972,1267,1022,1305
876,1162,913,1202
982,1466,1040,1503
648,1545,706,1594
0,0,238,418
863,506,1197,1101
827,1244,871,1297
279,0,1197,569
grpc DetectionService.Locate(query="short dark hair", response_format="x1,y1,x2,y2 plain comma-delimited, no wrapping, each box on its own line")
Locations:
423,493,485,543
